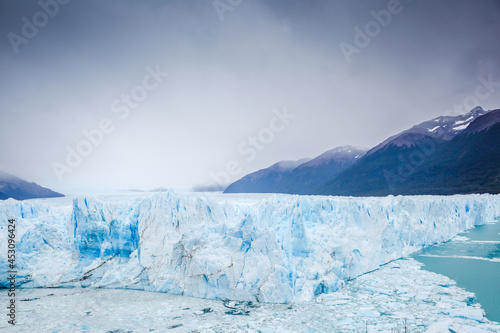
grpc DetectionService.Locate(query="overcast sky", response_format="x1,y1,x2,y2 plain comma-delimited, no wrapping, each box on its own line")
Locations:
1,0,499,193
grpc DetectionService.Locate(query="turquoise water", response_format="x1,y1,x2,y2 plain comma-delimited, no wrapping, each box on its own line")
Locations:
412,219,500,323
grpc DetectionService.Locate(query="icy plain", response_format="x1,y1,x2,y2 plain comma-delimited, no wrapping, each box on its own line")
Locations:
1,259,500,332
1,191,499,304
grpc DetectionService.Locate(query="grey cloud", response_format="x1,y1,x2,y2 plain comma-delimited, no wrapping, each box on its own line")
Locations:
0,0,499,193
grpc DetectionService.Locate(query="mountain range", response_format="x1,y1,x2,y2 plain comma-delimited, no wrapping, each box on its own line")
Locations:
224,106,500,196
0,170,64,200
224,147,366,194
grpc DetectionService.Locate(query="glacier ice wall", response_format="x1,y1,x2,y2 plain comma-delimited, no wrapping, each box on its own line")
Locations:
1,192,499,303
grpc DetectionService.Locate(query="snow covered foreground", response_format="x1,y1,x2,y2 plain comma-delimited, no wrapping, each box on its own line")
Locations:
3,259,500,332
1,191,499,303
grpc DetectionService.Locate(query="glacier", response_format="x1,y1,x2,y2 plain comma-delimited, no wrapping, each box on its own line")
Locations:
4,259,500,332
1,191,499,303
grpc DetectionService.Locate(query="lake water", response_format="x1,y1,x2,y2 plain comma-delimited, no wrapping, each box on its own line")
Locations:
412,219,500,322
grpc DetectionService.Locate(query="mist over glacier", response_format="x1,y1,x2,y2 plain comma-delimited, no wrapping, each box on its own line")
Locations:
1,191,499,303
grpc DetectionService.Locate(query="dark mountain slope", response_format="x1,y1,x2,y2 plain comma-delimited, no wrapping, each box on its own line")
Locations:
400,109,500,195
0,170,64,200
223,159,310,193
367,106,488,155
224,146,366,194
319,109,500,196
275,146,367,194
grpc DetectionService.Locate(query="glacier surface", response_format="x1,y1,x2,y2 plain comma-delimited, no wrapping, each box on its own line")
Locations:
4,259,500,332
1,191,499,303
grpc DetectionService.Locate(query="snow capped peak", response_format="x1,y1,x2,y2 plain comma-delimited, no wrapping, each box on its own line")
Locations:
367,107,490,155
427,106,488,133
329,145,367,154
301,146,368,167
469,106,485,114
270,158,312,172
